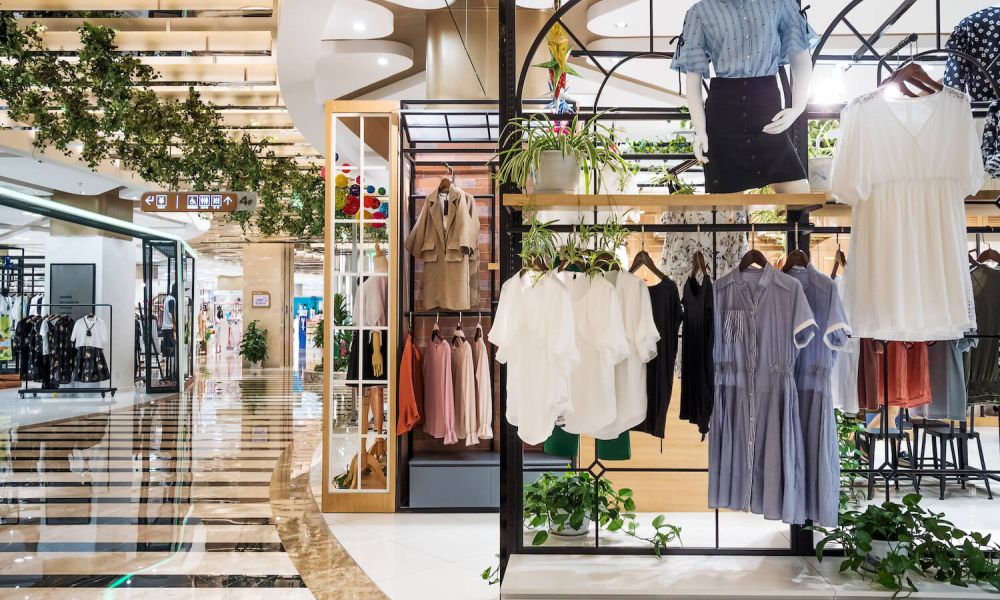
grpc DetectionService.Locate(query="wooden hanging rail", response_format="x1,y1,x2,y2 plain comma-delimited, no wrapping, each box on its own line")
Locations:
503,192,833,210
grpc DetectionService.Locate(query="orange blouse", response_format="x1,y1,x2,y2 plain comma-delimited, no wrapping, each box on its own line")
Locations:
858,339,931,410
397,334,424,434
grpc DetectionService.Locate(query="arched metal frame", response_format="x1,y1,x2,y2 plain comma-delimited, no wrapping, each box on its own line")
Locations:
497,0,1000,575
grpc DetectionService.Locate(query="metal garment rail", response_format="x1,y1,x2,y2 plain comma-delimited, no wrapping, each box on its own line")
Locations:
17,302,116,399
394,125,500,513
495,0,1000,576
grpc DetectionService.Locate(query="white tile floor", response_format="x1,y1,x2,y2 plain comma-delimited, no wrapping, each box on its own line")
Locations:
0,385,149,429
323,512,500,600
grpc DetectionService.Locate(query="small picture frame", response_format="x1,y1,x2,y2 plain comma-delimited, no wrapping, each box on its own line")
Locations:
251,291,270,308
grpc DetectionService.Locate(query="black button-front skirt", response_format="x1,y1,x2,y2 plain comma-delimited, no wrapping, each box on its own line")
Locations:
703,75,807,193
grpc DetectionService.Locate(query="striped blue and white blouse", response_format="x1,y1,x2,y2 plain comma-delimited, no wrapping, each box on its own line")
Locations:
671,0,818,79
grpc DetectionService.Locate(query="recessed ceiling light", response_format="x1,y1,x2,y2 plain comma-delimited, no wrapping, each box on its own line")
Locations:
377,57,389,66
352,21,366,32
615,21,629,29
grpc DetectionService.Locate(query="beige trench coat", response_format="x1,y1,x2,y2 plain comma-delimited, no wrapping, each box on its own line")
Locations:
403,185,481,310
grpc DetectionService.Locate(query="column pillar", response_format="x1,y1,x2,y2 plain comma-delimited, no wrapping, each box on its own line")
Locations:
242,243,293,368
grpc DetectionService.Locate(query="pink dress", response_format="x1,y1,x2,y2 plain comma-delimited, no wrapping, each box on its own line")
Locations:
422,333,457,444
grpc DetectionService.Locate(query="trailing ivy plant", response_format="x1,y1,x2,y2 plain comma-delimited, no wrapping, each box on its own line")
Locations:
523,472,682,556
836,408,865,510
812,494,1000,598
0,14,324,238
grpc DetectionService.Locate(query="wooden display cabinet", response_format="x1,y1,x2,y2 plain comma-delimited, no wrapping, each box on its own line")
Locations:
322,100,399,513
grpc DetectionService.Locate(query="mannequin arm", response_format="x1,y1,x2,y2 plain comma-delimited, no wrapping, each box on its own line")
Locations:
763,49,813,135
685,72,709,163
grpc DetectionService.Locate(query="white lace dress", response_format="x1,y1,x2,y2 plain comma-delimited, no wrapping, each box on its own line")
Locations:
831,88,984,341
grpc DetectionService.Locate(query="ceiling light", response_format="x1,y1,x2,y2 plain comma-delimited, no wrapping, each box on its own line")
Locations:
352,21,366,32
377,57,389,66
615,21,629,29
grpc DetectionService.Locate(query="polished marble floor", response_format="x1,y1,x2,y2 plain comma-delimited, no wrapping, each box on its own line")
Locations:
0,357,382,599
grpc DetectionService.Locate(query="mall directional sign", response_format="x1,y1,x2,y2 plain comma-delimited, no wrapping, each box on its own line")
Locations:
140,191,258,213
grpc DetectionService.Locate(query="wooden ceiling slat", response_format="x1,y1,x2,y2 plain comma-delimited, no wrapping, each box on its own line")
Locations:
39,30,272,52
21,17,276,33
1,0,272,9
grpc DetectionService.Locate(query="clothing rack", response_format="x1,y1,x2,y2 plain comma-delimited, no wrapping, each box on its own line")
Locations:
18,302,116,399
396,109,503,512
495,0,1000,575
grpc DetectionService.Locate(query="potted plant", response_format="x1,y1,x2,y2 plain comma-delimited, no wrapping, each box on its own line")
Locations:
812,494,1000,596
808,119,839,192
494,112,631,194
523,472,682,555
239,320,268,370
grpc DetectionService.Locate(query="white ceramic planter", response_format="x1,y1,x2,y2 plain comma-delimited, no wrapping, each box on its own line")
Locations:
534,151,581,193
598,165,638,194
865,540,908,571
549,512,591,537
808,156,834,192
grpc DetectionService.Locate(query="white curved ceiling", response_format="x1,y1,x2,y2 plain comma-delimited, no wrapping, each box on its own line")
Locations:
323,0,394,40
277,0,415,153
315,41,414,106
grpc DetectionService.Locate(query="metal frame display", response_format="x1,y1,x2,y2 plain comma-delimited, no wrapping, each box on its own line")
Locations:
496,0,1000,575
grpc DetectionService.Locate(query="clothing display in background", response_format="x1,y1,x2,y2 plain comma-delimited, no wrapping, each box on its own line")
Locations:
491,272,578,446
0,294,13,361
787,265,851,528
967,264,1000,403
857,340,931,410
944,7,1000,103
557,271,629,436
47,315,76,384
422,327,457,445
980,102,1000,177
471,324,493,442
658,211,748,285
450,329,478,446
71,314,110,383
403,184,481,311
633,276,682,439
918,339,977,421
708,264,816,525
679,275,715,436
830,275,860,415
396,334,423,435
346,276,388,387
593,271,659,440
831,87,984,341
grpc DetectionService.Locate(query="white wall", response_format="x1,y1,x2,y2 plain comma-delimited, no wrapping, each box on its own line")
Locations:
47,235,136,392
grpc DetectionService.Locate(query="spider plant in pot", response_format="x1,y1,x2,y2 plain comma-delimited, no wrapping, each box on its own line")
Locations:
493,111,631,194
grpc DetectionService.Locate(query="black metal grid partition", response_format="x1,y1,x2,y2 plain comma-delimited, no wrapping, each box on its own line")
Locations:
495,0,1000,575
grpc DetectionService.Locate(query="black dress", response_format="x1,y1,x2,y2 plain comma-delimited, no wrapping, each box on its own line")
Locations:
634,277,683,438
704,76,807,193
679,275,715,435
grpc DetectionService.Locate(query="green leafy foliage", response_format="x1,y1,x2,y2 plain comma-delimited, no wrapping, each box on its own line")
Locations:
811,494,1000,597
0,14,324,238
523,472,682,556
809,119,840,159
836,409,866,510
493,111,631,192
238,320,269,365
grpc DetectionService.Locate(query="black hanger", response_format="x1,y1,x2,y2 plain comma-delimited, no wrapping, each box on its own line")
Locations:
474,316,483,342
452,313,465,344
629,226,666,281
739,225,768,271
431,317,441,341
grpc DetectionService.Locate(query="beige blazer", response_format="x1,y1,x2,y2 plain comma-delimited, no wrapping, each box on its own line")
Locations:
404,185,481,310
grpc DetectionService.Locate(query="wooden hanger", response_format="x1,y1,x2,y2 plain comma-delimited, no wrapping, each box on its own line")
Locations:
438,162,454,193
830,240,848,279
689,224,710,279
977,242,1000,265
781,224,810,273
431,318,441,341
452,313,465,344
881,62,943,98
629,226,666,281
739,225,768,271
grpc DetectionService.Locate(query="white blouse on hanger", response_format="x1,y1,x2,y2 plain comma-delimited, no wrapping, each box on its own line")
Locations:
558,271,629,436
490,272,579,445
831,87,984,341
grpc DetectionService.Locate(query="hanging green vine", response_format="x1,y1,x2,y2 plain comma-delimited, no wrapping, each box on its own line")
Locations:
0,14,325,238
